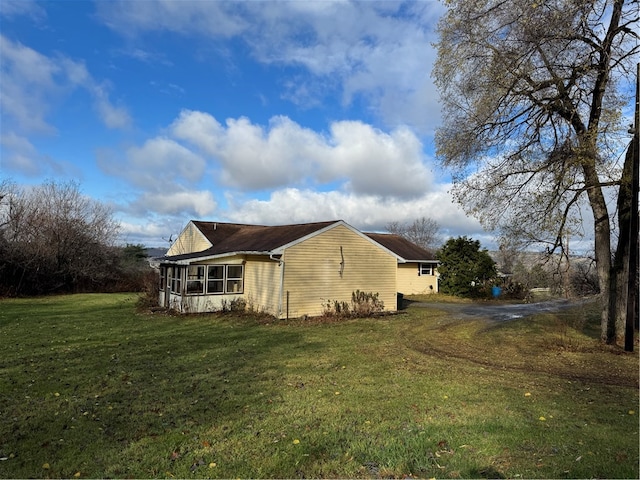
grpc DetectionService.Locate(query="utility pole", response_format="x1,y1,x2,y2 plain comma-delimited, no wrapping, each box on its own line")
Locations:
624,62,639,353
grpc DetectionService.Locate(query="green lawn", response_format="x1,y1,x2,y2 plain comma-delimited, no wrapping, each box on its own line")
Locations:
0,293,637,479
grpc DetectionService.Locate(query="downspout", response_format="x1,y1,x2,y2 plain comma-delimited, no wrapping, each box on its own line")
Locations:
270,254,285,318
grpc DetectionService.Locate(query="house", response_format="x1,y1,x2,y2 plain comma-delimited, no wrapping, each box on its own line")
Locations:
365,232,439,295
159,220,438,318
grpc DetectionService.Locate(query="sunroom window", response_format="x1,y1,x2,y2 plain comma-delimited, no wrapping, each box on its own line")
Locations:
226,265,244,293
159,266,166,291
205,264,243,294
207,265,224,294
186,265,205,294
170,266,182,293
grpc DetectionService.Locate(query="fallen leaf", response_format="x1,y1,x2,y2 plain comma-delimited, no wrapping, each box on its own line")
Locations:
539,416,546,421
524,392,531,397
73,472,81,477
42,463,50,469
628,410,635,415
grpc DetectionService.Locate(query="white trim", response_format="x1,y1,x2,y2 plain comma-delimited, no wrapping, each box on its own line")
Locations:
163,251,272,265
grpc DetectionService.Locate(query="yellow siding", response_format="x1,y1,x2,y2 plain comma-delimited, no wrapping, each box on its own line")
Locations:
167,222,211,256
243,255,281,316
397,263,438,295
281,224,397,318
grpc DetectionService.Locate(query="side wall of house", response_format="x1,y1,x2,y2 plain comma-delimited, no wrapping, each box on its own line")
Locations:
244,255,281,316
281,224,397,318
167,223,210,256
397,263,438,295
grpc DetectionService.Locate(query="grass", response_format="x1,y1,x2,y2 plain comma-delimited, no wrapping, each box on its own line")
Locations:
0,293,637,479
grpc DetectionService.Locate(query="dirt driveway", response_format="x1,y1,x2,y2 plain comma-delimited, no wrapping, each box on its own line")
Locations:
408,298,595,322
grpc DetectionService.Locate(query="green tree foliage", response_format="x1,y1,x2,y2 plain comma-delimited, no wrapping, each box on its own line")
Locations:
437,237,498,297
433,0,638,343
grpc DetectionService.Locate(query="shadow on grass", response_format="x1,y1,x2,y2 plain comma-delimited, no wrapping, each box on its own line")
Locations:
0,297,322,478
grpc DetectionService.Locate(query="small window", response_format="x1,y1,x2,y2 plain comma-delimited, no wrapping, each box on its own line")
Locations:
419,263,433,276
186,265,205,295
226,265,244,293
207,265,224,294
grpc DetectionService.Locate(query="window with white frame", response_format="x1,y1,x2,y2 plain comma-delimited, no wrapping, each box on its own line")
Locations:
207,265,224,294
170,266,182,293
419,263,434,276
186,265,205,294
205,264,244,294
226,265,244,293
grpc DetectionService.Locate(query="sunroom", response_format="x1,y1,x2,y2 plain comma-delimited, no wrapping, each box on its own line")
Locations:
159,256,247,312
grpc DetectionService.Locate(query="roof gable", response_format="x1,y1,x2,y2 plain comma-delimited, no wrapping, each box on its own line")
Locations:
164,220,339,261
163,220,433,264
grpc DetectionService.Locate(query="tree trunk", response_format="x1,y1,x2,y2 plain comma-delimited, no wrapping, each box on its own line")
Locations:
610,136,636,345
581,156,613,343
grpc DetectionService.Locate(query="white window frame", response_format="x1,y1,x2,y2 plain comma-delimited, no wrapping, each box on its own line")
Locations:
207,265,225,294
204,264,244,295
419,263,434,276
186,265,205,295
226,265,244,294
170,266,182,293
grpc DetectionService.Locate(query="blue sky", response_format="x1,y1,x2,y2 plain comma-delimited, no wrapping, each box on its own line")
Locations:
1,0,488,248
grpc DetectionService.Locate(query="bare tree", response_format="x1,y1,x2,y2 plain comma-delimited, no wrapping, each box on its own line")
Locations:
0,180,121,295
386,216,441,251
433,0,638,345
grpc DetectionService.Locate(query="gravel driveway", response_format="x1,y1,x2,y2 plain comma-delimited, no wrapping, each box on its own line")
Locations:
409,298,594,322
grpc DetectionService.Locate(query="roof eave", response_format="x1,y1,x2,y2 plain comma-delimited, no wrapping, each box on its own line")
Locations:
161,251,273,265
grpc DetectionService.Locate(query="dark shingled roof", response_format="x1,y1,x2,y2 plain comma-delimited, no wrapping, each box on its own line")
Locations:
163,220,338,261
364,232,437,262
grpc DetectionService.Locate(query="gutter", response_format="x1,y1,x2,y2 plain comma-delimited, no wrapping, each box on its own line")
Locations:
161,250,273,265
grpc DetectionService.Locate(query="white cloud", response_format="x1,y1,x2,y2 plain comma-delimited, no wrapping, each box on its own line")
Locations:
0,131,74,177
0,35,61,135
224,186,483,238
98,137,207,191
0,0,46,21
131,190,217,217
170,110,433,196
0,132,42,175
326,121,432,197
95,0,248,38
92,83,133,129
0,35,131,139
96,1,445,133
